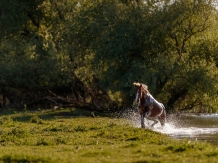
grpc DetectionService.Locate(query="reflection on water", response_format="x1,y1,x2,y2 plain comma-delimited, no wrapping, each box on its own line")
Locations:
124,110,218,146
155,114,218,146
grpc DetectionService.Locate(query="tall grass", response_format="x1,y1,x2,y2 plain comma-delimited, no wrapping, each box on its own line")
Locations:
0,108,217,162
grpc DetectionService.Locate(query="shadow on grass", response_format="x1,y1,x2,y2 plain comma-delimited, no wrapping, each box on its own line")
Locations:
0,108,108,122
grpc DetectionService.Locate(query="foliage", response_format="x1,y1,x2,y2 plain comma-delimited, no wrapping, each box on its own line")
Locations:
0,0,75,107
0,0,218,112
74,0,218,111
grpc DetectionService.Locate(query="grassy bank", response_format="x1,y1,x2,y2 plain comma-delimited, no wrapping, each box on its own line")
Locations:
0,108,217,163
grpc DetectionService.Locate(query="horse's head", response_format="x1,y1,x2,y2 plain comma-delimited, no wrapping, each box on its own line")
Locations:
133,82,148,106
133,82,142,103
133,82,147,105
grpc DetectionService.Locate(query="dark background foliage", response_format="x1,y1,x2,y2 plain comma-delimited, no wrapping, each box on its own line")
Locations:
0,0,217,113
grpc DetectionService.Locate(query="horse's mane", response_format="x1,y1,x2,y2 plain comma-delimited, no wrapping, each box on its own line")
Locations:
133,82,149,93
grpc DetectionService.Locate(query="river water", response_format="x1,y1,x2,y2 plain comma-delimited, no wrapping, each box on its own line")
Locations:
124,111,218,146
155,114,218,146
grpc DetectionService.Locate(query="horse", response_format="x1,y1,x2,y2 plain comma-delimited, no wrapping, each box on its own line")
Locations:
133,82,166,128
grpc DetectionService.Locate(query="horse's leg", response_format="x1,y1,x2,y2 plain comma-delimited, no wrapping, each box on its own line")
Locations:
141,113,146,128
150,118,158,128
158,108,166,127
158,117,165,127
144,110,157,128
146,116,158,128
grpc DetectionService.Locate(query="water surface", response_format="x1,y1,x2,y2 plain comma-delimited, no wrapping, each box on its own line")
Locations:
155,114,218,146
124,111,218,146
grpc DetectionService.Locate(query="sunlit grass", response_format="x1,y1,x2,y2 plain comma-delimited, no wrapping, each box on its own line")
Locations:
0,108,217,162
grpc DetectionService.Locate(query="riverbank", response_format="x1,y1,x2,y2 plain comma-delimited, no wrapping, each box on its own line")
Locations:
0,108,218,163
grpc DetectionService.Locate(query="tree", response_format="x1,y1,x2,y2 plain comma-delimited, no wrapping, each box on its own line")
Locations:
74,0,218,112
0,0,217,113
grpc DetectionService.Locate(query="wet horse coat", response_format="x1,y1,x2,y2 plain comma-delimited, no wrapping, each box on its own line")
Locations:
133,82,166,128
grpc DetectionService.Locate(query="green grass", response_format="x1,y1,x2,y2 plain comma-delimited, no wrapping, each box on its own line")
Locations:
0,108,217,163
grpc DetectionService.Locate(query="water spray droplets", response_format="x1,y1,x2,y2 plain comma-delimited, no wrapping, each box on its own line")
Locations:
118,109,218,146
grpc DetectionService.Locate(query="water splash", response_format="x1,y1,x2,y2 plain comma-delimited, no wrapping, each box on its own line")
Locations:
154,123,218,137
118,108,218,145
